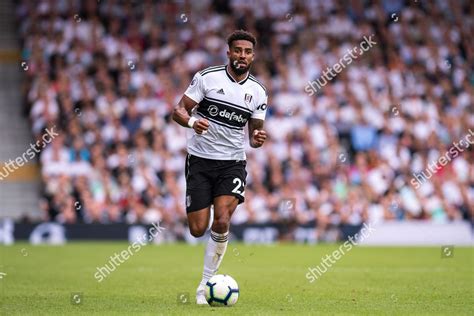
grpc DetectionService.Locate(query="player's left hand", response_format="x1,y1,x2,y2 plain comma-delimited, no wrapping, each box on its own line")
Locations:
251,129,267,147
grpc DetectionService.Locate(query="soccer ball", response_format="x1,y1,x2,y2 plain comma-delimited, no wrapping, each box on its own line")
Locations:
205,274,239,306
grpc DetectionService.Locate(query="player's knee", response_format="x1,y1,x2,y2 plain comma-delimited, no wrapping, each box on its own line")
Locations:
212,221,229,233
189,223,207,238
212,214,230,232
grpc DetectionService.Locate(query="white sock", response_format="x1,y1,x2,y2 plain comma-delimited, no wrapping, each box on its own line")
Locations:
199,230,229,288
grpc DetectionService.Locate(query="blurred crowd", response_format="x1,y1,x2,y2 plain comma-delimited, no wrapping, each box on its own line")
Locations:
16,0,473,240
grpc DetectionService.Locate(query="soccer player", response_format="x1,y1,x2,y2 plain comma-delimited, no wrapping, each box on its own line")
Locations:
172,30,268,305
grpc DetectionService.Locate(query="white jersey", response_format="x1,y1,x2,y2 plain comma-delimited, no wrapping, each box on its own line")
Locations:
184,64,268,160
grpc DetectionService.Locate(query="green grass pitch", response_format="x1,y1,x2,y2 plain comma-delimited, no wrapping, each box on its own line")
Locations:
1,243,472,315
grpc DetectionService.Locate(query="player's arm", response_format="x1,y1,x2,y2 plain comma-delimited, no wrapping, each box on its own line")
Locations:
173,71,209,134
172,95,209,134
249,88,268,148
248,118,267,148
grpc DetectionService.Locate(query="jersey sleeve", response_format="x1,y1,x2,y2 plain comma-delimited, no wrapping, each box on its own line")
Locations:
251,89,268,120
184,72,206,103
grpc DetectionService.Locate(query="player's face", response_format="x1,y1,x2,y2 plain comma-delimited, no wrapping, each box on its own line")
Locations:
227,40,254,75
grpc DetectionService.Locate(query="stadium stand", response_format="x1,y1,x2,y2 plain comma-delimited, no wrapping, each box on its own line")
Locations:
11,0,473,241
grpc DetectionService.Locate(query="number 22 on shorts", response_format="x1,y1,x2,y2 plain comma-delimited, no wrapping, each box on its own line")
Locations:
231,178,245,196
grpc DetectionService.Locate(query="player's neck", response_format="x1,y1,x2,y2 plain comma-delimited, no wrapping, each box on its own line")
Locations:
226,64,248,82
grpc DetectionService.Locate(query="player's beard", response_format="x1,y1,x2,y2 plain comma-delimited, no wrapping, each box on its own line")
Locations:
230,59,251,75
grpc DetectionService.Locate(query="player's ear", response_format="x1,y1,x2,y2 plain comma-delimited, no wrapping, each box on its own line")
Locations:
248,52,254,63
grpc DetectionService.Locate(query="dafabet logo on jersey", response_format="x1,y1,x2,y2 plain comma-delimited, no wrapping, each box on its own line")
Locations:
219,109,248,123
208,105,248,124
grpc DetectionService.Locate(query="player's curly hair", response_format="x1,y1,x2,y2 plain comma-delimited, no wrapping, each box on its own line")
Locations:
227,30,257,48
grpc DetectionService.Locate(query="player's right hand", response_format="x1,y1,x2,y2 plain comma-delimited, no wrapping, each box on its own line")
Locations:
193,118,209,134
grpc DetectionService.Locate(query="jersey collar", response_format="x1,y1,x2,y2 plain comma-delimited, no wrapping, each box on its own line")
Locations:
225,65,249,85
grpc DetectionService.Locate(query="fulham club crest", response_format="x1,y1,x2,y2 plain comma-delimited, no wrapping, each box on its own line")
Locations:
244,93,253,105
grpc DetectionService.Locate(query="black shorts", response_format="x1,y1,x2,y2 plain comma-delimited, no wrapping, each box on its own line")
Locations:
185,153,247,213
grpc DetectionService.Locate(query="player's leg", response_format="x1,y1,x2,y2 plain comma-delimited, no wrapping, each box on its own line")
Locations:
196,195,239,304
196,160,247,304
187,207,211,237
211,195,239,233
190,205,215,305
185,154,216,304
207,194,239,271
185,154,213,238
201,195,239,278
